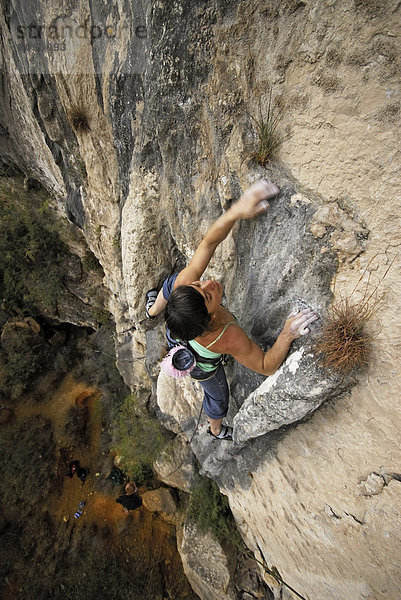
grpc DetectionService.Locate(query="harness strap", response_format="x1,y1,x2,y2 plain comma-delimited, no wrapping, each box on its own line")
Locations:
167,328,221,366
189,344,222,367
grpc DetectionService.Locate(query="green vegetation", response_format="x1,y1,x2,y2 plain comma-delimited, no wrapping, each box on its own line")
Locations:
91,305,111,326
53,544,165,600
0,175,69,314
0,174,72,398
0,334,49,400
246,88,285,165
112,395,170,484
81,250,103,273
187,476,241,544
0,314,53,400
0,415,58,517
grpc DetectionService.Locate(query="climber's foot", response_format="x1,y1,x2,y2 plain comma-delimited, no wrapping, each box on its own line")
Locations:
207,424,233,441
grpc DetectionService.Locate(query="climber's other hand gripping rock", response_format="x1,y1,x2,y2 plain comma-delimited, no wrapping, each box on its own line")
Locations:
282,308,319,341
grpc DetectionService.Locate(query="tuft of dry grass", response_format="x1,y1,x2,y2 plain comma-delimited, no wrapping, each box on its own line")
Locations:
69,105,91,133
313,252,397,374
313,295,376,373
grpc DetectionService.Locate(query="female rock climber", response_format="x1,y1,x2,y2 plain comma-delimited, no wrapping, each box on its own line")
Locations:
146,180,318,441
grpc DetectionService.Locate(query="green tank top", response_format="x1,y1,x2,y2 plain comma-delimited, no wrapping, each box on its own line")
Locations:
189,321,236,372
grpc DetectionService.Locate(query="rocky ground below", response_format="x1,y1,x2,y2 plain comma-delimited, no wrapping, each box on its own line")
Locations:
0,322,197,600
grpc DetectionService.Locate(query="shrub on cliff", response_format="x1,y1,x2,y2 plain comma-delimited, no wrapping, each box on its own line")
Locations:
188,476,240,544
0,415,57,518
312,255,394,373
0,318,50,400
0,175,69,314
112,395,170,484
313,294,372,372
246,88,285,165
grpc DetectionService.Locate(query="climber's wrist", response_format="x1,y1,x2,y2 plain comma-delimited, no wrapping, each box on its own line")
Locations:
277,329,294,345
227,202,243,221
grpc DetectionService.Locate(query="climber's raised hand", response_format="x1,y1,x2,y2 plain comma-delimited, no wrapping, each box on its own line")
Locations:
176,180,279,286
232,180,279,220
282,308,319,341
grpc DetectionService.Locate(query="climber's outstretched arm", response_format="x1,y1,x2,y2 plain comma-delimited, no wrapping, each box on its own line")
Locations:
223,309,318,376
175,180,278,287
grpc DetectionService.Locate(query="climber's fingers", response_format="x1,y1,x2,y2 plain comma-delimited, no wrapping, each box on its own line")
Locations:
285,308,318,339
235,180,279,219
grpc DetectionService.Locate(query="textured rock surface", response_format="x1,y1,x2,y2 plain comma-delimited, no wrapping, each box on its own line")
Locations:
153,435,202,492
156,369,207,437
177,520,237,600
235,556,273,600
221,434,401,600
141,488,178,524
233,347,351,446
1,1,401,598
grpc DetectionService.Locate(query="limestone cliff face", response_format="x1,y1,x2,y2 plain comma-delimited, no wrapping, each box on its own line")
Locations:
1,1,401,599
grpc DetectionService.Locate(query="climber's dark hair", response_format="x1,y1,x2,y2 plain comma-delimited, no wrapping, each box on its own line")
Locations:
165,285,211,341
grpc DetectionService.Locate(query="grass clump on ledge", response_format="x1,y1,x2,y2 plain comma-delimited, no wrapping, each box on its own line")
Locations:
68,105,91,133
312,253,396,374
246,88,285,165
313,295,374,373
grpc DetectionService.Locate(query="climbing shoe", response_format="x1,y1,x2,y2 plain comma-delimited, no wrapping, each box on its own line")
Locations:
145,288,158,319
207,424,233,441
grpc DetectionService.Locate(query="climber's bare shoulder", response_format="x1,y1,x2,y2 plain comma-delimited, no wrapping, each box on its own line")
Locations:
212,323,266,375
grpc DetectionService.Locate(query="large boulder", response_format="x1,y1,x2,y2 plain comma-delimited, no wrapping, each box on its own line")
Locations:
233,347,352,446
141,488,178,525
153,435,202,492
1,317,44,354
156,369,203,437
177,519,237,600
